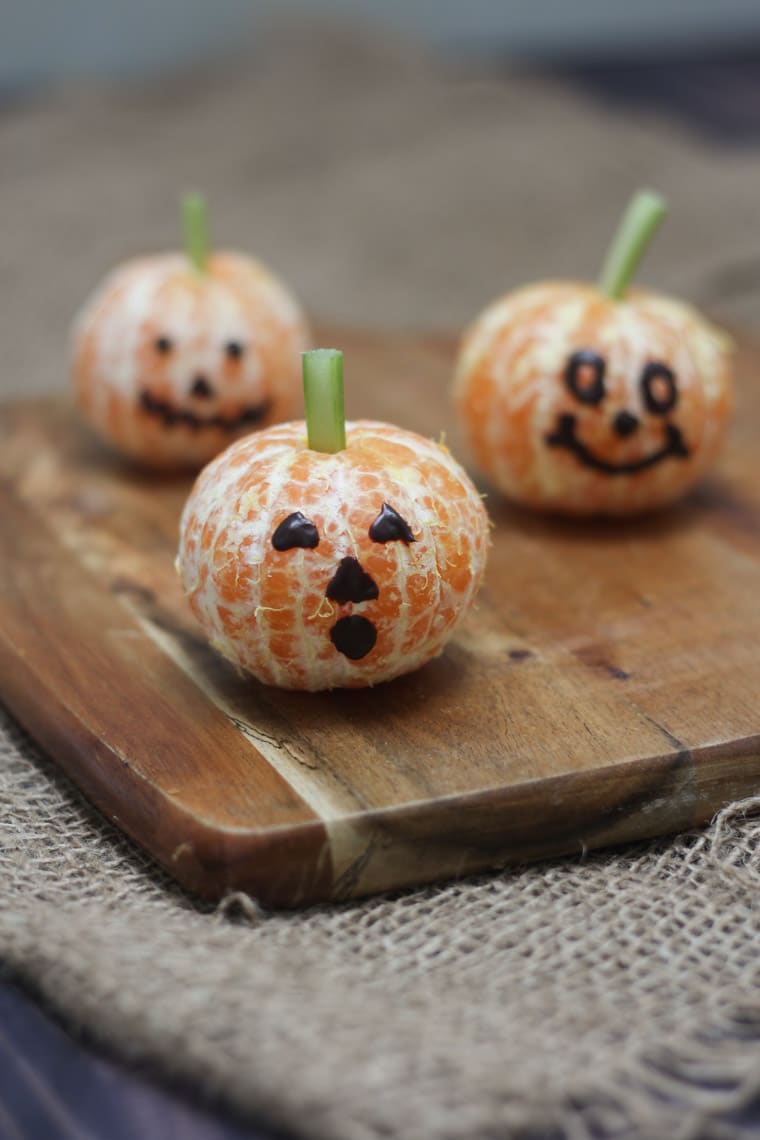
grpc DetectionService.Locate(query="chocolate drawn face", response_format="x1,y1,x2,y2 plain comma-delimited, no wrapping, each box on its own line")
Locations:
270,502,417,661
139,334,271,432
545,349,690,475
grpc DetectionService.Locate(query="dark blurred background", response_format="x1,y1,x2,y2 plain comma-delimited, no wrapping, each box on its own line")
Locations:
4,0,760,81
2,0,760,401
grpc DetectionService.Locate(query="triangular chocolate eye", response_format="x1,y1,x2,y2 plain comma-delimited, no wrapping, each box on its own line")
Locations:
272,512,319,551
369,503,416,544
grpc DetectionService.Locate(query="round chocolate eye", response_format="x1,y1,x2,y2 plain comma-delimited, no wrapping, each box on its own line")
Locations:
155,335,173,355
641,361,678,415
225,341,244,361
565,349,606,405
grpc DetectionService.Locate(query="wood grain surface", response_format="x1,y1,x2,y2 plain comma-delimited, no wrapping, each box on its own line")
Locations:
2,325,760,907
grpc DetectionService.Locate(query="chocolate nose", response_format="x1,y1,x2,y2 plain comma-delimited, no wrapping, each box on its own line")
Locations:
190,375,214,399
613,410,639,437
326,557,379,605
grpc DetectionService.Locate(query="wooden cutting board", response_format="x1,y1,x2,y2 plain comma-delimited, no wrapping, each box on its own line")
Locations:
3,325,760,908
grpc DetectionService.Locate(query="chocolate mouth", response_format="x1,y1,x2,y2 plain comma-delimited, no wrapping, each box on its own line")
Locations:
330,615,378,660
139,390,272,432
545,414,690,475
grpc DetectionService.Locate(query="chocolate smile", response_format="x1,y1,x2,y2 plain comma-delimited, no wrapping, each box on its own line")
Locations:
546,413,690,475
139,390,272,432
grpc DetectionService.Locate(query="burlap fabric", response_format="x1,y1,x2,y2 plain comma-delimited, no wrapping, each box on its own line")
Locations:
3,19,760,1140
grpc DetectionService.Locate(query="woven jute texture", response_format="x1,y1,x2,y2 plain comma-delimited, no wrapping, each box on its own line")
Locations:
4,709,760,1140
3,18,760,1140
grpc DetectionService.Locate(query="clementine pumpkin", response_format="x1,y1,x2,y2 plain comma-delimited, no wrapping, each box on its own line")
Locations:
177,349,489,690
454,191,733,515
72,194,309,469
